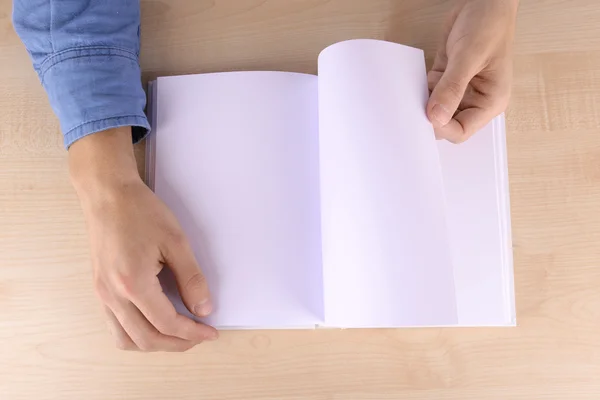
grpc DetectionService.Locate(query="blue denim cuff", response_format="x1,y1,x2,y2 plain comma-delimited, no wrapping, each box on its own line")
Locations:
39,47,150,148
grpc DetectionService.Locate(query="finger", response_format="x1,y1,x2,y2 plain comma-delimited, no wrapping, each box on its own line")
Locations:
427,59,478,129
128,275,218,342
110,299,196,352
104,305,138,351
162,234,212,318
427,70,443,93
434,107,500,143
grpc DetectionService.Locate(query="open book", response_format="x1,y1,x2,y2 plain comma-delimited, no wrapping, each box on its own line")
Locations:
146,39,515,329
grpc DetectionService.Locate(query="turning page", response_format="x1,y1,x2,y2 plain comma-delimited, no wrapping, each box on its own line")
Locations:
317,40,458,327
150,72,323,328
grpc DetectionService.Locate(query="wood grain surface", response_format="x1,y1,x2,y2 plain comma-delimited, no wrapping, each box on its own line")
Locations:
2,0,600,399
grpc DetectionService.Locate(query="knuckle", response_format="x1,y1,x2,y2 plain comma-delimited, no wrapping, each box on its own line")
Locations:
179,342,196,352
179,323,203,342
170,339,197,353
135,335,157,352
115,338,135,351
137,343,153,352
155,320,178,337
444,80,465,102
112,270,138,298
183,325,204,341
130,327,160,352
168,229,188,248
185,272,207,291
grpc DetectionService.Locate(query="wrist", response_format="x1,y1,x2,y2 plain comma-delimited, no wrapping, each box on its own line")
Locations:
69,127,143,207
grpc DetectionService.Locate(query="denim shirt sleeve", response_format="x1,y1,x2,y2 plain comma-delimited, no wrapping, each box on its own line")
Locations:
12,0,150,148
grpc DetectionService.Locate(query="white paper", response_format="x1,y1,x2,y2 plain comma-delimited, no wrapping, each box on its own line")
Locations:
153,71,324,328
317,39,458,327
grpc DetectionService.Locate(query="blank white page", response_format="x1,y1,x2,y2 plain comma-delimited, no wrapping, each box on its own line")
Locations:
438,116,515,326
152,72,323,328
317,39,458,327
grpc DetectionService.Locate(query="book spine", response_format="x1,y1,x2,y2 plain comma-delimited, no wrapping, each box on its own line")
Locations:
145,80,157,190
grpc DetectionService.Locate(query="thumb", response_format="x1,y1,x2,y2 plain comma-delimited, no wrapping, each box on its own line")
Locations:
427,60,475,128
165,238,212,318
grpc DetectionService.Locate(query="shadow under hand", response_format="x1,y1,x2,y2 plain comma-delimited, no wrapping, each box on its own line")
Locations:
156,180,219,324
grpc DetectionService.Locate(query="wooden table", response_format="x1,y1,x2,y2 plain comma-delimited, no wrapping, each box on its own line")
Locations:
2,0,600,398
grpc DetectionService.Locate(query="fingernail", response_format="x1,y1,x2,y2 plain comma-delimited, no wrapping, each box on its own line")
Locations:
432,104,452,126
194,299,213,317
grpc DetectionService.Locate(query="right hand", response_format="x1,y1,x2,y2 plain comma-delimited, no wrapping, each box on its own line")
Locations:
426,0,517,143
70,127,218,351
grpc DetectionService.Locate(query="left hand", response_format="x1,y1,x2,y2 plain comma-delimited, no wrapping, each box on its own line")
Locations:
427,0,519,143
70,128,218,352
